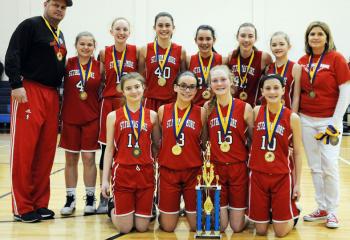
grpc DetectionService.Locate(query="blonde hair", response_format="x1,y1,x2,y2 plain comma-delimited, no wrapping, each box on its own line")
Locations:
304,21,336,54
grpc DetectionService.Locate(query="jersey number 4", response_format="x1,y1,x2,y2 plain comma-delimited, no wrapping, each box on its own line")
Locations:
154,67,171,79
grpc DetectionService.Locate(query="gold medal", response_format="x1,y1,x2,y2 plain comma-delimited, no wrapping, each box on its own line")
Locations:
329,136,339,146
202,89,211,100
239,91,248,101
171,144,182,155
158,77,166,87
264,151,275,162
132,147,142,158
57,51,63,61
309,90,316,98
79,91,88,101
220,141,230,152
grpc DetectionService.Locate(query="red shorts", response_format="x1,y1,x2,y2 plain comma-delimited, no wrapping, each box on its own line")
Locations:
111,163,154,217
214,161,248,210
59,119,99,152
98,97,123,144
248,170,299,223
158,166,200,214
143,97,174,112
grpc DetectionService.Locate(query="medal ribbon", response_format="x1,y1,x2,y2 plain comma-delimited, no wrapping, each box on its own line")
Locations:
198,52,214,87
314,125,340,144
77,57,92,89
153,40,172,76
123,103,145,146
42,16,61,49
237,51,255,88
307,51,325,86
216,98,234,140
112,46,127,83
172,103,192,142
264,103,284,149
274,60,289,78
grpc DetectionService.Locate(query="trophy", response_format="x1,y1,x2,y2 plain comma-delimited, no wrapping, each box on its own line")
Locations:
195,142,221,239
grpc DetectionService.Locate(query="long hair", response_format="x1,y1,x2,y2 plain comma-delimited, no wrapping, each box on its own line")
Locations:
304,21,336,55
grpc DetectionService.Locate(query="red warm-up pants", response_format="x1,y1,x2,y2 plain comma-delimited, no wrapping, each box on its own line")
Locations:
10,80,59,215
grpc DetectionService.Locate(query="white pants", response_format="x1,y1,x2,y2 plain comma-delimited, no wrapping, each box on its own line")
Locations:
300,114,342,214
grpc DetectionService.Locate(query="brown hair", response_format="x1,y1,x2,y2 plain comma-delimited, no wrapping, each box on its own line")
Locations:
111,17,130,30
120,72,145,91
304,21,336,55
233,23,258,58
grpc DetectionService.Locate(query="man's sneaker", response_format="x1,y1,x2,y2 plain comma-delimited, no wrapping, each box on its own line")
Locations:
303,209,328,222
107,197,114,218
326,213,339,228
60,195,76,216
14,211,41,223
84,193,96,215
96,193,108,214
36,208,55,220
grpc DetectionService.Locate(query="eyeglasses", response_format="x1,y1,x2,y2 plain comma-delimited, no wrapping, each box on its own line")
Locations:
176,83,197,91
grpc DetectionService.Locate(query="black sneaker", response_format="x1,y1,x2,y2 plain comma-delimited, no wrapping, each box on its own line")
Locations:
107,197,114,218
36,208,55,220
84,193,96,216
60,195,76,216
14,211,42,223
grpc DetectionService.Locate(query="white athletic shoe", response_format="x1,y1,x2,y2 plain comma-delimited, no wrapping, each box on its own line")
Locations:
84,193,96,215
60,195,76,216
96,193,108,214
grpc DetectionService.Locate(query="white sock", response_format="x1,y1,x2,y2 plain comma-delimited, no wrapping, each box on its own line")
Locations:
86,187,95,196
66,188,76,197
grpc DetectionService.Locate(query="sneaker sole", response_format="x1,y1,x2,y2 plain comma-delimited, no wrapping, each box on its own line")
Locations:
60,208,76,216
14,215,41,223
326,223,339,229
303,216,327,222
84,211,96,216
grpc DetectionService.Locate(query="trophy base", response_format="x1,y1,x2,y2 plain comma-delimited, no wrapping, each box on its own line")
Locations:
195,233,221,239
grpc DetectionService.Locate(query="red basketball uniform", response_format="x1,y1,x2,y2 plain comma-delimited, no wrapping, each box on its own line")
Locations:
265,61,296,109
144,42,182,111
59,57,101,152
111,107,155,217
99,44,138,144
228,50,263,106
158,103,203,213
298,51,350,118
188,52,222,106
208,98,248,209
248,106,299,222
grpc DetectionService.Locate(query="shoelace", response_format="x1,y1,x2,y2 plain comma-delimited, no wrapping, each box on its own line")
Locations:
64,195,75,207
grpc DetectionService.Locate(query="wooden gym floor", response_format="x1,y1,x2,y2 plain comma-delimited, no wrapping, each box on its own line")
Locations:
0,134,349,240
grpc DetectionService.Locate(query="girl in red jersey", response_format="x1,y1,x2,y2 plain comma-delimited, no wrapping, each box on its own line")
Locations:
101,72,160,233
248,74,302,237
97,17,138,213
157,71,207,232
187,25,223,106
59,32,101,216
298,21,350,229
204,65,253,232
139,12,186,111
265,32,302,111
227,23,272,107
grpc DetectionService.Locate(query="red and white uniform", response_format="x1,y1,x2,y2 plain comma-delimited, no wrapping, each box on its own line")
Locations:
59,57,101,152
266,61,296,109
144,42,182,111
248,106,299,222
188,52,222,106
228,50,263,106
99,44,138,144
111,107,155,217
158,103,202,213
298,51,350,214
208,98,248,209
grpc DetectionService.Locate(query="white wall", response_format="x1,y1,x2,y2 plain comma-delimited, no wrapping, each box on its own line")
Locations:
1,0,349,79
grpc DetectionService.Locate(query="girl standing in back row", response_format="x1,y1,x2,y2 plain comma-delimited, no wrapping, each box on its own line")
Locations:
139,12,186,111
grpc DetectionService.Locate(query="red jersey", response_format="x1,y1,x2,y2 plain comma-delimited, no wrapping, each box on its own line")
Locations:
158,103,203,170
61,56,101,124
144,42,182,100
266,61,296,109
114,107,154,165
102,44,138,98
188,52,222,106
228,50,263,106
208,98,248,164
298,51,350,117
249,106,292,174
